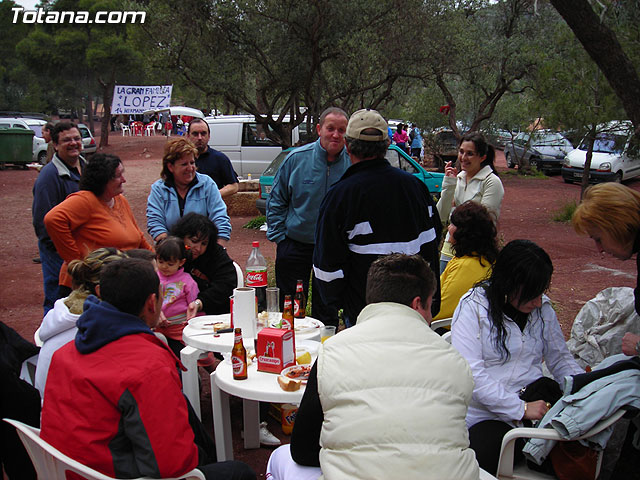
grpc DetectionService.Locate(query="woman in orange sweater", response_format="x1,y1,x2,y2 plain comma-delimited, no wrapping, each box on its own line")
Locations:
45,153,152,297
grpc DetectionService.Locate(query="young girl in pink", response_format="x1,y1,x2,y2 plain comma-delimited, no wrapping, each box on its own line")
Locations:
154,236,199,357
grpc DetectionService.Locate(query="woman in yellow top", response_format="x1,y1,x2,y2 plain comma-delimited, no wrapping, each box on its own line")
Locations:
434,201,498,321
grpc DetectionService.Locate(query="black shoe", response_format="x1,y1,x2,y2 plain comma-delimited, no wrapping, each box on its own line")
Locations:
32,256,41,264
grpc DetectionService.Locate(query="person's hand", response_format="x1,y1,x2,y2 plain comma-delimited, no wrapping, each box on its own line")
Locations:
522,400,550,421
187,299,202,320
157,311,169,329
154,233,168,244
622,332,640,356
444,161,458,178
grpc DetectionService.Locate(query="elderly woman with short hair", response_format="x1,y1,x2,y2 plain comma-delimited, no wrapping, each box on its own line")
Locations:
573,182,640,356
45,153,152,296
146,137,231,245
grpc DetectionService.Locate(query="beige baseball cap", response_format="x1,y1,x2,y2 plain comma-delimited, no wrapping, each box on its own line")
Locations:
346,108,389,141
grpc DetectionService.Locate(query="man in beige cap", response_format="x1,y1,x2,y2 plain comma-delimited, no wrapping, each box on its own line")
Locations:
312,108,442,326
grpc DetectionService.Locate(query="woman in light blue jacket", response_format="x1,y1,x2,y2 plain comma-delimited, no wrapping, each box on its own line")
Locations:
146,138,231,244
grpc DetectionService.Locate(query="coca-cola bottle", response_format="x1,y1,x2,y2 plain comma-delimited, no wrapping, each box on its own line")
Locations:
294,279,306,319
245,241,267,311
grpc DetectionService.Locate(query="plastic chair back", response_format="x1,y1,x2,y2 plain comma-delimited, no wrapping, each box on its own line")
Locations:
233,261,244,288
3,418,205,480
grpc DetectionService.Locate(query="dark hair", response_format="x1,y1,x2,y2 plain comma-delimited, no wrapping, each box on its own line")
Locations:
460,131,496,174
345,135,388,160
79,153,122,196
450,201,498,265
366,254,436,310
187,118,210,135
483,240,552,360
319,107,349,125
126,249,157,262
156,236,187,262
99,258,159,316
44,122,55,132
161,137,198,181
170,212,218,243
52,121,77,143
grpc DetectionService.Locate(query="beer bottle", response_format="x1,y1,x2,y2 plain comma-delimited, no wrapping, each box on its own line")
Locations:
280,295,294,330
231,328,248,380
293,280,306,319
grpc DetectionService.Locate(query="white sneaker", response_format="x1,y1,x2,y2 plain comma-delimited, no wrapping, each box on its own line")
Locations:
259,422,281,446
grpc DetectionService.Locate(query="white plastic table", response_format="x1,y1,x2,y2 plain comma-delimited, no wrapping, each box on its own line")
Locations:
181,314,322,418
210,354,316,461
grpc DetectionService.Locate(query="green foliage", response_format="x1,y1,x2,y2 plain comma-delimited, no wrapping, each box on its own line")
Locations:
552,199,578,223
243,216,266,229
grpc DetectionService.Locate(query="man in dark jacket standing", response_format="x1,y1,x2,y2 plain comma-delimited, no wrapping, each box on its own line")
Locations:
40,258,255,480
313,109,442,327
32,122,87,314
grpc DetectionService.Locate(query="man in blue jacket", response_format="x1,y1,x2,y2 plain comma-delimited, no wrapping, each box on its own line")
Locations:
313,109,442,327
266,107,350,326
32,122,87,314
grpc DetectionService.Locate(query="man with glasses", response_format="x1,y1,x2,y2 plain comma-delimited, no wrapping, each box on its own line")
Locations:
188,118,239,198
32,121,87,313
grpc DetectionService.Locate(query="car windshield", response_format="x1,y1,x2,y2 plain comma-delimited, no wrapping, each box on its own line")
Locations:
78,127,91,139
263,150,291,176
532,133,570,147
579,133,627,154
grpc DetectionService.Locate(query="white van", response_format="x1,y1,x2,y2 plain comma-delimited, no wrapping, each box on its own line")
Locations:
0,117,48,164
205,115,303,177
561,121,640,184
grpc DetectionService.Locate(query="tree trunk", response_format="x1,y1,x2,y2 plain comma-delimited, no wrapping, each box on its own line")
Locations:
99,80,114,148
580,124,597,200
550,0,640,131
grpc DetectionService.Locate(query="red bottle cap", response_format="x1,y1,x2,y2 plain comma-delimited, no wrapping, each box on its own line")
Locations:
252,241,260,247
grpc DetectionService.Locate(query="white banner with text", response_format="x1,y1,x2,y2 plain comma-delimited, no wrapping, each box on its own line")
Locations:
111,85,173,115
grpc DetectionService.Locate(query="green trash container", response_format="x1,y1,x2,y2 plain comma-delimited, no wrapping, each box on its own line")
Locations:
0,128,34,168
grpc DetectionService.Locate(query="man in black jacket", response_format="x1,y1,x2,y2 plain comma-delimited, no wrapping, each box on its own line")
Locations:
312,109,442,326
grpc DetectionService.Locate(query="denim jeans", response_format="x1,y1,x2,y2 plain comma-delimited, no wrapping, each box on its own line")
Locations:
38,239,63,316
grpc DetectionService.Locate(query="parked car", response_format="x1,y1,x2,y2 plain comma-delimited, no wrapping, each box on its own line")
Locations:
77,123,96,156
505,131,573,174
0,117,48,164
205,115,302,178
561,121,640,184
255,144,444,214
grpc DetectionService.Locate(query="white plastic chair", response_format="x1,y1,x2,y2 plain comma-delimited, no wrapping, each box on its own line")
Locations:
495,408,626,479
145,123,156,136
430,317,452,332
3,418,205,480
121,124,131,136
233,261,244,288
33,326,43,347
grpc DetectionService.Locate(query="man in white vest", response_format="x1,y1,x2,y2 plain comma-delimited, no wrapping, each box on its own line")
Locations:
266,254,480,480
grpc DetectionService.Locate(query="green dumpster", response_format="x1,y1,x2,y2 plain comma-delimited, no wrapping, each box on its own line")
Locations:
0,128,34,167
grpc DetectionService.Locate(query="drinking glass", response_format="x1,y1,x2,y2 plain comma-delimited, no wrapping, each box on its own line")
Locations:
320,326,336,343
266,287,280,326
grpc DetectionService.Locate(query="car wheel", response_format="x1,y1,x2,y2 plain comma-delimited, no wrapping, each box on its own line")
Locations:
38,151,47,165
614,171,623,183
506,152,514,168
563,178,573,184
530,157,539,170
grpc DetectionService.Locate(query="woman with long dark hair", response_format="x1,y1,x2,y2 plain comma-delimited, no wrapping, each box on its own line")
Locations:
451,240,582,474
436,132,504,273
433,201,498,320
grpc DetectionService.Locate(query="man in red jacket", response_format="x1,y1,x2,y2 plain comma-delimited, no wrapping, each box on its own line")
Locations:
40,258,255,480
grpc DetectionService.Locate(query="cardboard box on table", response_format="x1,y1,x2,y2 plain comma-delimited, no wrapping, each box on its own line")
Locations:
257,328,295,373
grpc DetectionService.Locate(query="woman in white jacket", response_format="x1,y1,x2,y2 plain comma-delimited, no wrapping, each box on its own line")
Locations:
451,240,582,474
35,248,126,397
436,132,504,273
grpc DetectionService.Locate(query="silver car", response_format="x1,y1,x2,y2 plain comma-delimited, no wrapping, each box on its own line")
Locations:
505,131,573,174
77,123,96,156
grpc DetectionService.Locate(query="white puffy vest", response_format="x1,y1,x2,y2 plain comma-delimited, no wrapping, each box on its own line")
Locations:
317,302,479,480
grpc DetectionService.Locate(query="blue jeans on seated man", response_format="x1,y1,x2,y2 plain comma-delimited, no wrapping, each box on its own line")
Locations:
38,239,63,316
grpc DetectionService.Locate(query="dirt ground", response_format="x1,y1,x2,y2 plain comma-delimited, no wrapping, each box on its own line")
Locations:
2,129,639,476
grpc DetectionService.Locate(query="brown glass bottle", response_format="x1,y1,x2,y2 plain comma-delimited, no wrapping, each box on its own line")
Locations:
293,279,306,319
281,295,294,329
231,328,248,380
